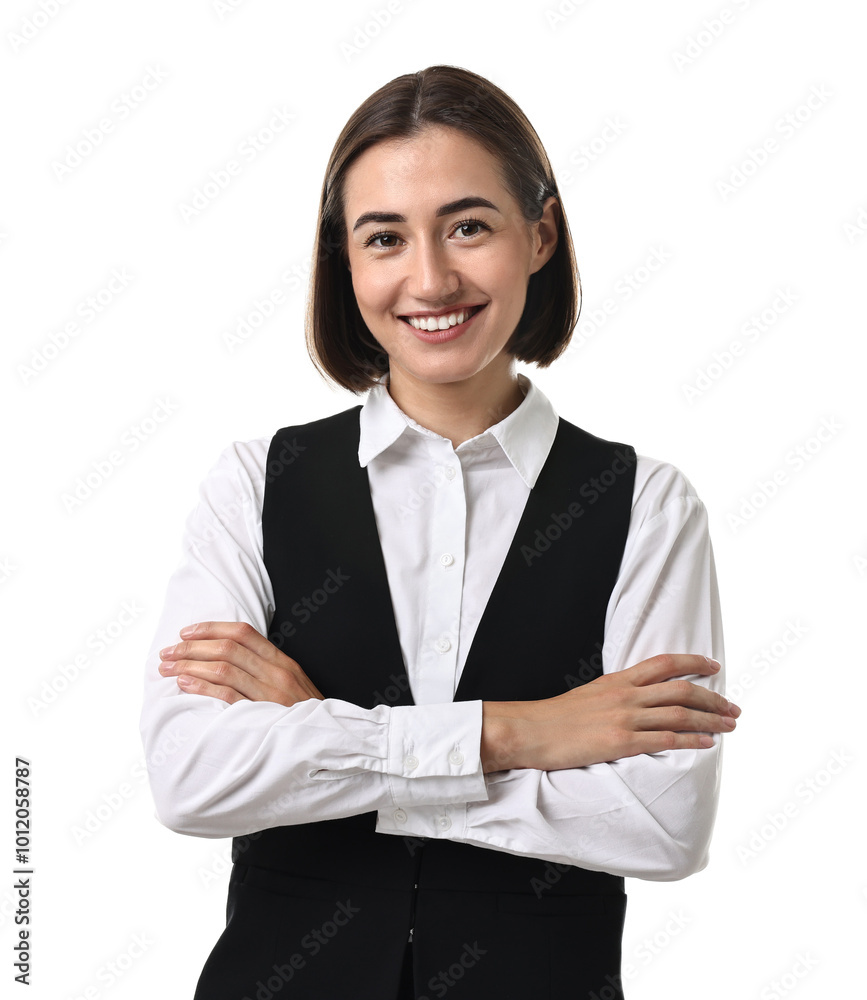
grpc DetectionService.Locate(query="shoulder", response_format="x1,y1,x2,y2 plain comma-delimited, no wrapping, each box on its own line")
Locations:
199,404,364,501
631,453,706,532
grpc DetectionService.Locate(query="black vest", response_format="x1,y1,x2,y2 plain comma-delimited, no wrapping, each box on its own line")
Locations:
203,405,637,999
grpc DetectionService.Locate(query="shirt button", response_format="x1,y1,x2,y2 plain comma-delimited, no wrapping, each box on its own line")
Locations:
437,815,452,831
434,638,451,654
404,754,419,771
440,553,454,567
393,809,407,823
444,466,456,480
448,750,464,765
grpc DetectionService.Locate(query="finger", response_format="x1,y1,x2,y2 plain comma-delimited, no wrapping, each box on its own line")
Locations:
620,730,721,757
640,678,740,718
176,621,278,661
162,654,324,706
160,635,269,683
176,673,248,705
635,705,737,734
161,657,263,699
626,653,723,688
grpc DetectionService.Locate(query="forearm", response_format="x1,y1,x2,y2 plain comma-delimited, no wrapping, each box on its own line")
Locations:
142,687,490,838
479,701,523,773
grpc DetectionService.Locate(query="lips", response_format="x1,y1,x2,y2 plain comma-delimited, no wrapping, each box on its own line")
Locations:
400,304,484,333
398,304,487,345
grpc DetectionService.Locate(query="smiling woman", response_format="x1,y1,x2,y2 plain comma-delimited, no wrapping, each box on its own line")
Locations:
340,126,560,442
140,65,737,1000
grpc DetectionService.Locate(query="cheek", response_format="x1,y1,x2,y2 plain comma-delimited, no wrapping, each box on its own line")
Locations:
351,266,394,312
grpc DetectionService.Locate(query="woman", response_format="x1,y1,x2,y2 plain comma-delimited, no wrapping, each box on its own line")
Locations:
141,65,739,999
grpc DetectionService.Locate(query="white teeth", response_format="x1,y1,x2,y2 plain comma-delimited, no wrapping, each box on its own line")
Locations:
406,308,475,332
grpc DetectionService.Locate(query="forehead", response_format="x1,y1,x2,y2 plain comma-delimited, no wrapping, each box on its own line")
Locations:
343,127,511,213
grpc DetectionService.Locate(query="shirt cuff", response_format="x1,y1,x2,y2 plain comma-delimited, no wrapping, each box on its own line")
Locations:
385,700,489,808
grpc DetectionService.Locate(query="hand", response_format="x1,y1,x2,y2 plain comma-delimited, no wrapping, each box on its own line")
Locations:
481,653,740,773
158,621,325,706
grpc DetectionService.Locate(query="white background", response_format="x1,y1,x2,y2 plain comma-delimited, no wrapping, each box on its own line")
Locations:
3,0,866,997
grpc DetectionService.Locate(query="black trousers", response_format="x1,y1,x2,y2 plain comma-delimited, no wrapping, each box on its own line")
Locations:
398,940,414,999
194,863,626,999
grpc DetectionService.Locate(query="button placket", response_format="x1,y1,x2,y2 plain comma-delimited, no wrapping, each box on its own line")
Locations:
417,441,467,705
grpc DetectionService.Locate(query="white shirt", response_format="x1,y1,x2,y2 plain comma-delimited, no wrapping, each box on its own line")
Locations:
140,373,725,881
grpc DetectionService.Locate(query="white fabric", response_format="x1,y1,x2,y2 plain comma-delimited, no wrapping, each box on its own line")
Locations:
139,373,725,881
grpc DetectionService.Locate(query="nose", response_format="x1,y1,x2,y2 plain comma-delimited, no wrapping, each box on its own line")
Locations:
406,238,460,304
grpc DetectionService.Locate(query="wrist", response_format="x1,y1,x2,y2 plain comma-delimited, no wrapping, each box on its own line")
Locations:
481,701,526,773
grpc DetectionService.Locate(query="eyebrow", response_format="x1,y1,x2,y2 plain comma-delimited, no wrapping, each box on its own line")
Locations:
351,196,500,232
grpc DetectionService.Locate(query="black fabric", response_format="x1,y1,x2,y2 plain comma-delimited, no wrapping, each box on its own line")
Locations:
194,405,636,999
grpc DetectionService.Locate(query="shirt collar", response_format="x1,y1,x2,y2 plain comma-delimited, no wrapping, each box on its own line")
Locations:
358,372,560,489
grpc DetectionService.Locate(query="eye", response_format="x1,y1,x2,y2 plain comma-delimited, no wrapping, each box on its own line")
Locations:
362,229,402,249
453,218,490,239
361,218,490,249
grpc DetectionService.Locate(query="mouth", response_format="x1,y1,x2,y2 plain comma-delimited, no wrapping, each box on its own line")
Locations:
399,304,486,333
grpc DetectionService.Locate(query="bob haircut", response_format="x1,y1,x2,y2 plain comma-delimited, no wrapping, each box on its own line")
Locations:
306,64,581,393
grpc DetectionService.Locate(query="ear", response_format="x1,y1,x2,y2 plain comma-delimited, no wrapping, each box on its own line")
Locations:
528,196,560,276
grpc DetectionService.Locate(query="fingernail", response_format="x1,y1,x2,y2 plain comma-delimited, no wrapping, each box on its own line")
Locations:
706,657,721,670
727,701,741,718
178,676,192,687
724,716,736,728
159,645,176,657
179,624,198,638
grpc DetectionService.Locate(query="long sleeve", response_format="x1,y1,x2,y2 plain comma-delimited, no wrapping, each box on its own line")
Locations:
139,440,489,839
378,458,726,881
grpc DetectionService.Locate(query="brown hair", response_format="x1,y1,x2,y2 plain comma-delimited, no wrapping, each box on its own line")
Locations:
306,64,581,393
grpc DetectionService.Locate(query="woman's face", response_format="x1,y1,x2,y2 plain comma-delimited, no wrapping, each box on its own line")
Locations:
342,126,558,393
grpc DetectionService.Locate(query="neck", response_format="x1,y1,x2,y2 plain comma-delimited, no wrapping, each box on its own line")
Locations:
386,359,525,448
